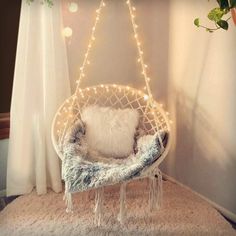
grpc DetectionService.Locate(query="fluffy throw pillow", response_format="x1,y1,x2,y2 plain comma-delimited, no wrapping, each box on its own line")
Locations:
81,105,140,158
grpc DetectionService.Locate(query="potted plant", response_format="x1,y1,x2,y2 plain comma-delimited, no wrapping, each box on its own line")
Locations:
194,0,236,32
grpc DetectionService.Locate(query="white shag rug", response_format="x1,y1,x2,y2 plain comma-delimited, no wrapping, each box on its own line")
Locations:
0,180,235,236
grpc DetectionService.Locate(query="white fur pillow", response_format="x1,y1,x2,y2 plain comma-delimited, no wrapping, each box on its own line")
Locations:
81,105,139,158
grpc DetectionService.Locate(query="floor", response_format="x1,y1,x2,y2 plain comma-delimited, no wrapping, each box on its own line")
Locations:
0,180,235,236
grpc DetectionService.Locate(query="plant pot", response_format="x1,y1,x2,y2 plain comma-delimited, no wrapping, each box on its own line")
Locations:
231,7,236,26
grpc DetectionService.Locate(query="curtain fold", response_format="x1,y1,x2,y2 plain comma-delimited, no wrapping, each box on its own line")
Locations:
7,0,71,196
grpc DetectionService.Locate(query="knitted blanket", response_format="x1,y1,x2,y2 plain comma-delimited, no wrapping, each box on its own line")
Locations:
62,121,168,193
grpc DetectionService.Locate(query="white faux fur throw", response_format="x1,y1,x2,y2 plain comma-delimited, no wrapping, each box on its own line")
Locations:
81,106,139,158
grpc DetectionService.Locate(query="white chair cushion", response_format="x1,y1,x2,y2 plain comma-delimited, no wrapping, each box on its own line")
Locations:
81,105,139,158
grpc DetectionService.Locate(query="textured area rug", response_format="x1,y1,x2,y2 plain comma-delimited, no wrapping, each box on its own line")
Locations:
0,180,235,236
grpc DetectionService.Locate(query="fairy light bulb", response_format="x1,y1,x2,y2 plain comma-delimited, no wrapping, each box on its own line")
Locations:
68,2,78,13
63,27,72,37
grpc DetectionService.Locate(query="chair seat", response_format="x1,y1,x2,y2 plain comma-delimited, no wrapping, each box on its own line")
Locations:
62,122,168,193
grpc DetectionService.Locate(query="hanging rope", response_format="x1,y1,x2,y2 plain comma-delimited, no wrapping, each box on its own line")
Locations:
75,0,154,101
126,0,153,101
75,0,106,91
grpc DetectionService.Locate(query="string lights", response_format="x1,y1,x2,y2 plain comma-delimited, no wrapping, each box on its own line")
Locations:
126,0,153,101
68,2,78,13
75,0,106,89
63,27,73,37
74,0,154,100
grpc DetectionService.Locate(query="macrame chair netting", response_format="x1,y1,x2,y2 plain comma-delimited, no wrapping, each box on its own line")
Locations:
51,0,172,225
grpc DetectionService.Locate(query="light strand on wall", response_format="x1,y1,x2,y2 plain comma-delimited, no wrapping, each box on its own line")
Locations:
126,0,152,100
75,0,106,90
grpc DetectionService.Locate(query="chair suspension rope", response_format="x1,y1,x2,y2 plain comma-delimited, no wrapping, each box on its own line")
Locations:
75,0,105,92
75,0,154,101
126,0,153,100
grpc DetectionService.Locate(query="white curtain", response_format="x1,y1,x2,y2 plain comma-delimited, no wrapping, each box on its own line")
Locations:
7,0,71,196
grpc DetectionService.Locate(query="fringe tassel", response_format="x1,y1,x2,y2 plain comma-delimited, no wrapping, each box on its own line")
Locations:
64,182,73,213
149,168,162,211
118,182,127,224
157,169,163,209
94,187,104,226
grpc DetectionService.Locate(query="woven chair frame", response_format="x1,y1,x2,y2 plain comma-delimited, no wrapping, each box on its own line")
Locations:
51,84,171,176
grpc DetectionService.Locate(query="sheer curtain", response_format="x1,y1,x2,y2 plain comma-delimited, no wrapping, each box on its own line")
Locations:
7,0,71,196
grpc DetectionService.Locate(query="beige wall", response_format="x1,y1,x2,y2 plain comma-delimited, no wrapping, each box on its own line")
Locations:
162,0,236,220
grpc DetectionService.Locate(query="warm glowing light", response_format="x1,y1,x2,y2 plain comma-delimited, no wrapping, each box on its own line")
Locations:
71,0,172,128
63,27,72,37
68,2,78,13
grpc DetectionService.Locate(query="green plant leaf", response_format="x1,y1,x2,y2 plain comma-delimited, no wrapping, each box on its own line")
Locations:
217,19,229,29
194,18,200,27
217,0,229,9
206,28,214,33
230,0,236,8
208,7,225,22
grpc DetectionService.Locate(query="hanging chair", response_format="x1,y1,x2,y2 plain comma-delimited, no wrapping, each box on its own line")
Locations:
51,0,172,225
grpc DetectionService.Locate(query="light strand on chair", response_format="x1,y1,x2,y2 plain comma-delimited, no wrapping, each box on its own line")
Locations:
126,0,152,101
75,0,106,90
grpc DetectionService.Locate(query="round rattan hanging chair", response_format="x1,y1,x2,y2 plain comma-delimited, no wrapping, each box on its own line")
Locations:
51,0,172,225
